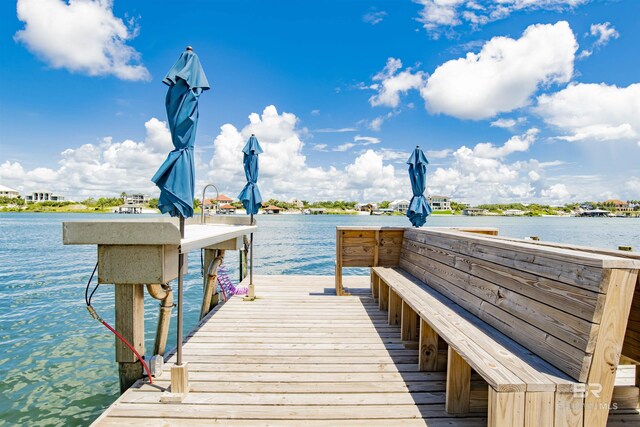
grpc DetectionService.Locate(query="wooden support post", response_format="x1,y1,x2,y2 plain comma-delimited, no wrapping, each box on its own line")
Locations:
446,347,471,414
388,289,402,326
371,272,379,300
488,387,525,427
419,319,439,372
373,230,380,267
335,229,343,296
554,392,583,427
401,301,419,342
171,362,189,394
584,269,638,427
379,280,389,311
115,284,145,393
524,392,554,427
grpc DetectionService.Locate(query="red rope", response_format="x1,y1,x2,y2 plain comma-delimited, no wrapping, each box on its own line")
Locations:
101,319,153,384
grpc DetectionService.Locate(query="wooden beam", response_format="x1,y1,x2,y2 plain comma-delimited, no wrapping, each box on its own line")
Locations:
115,283,145,393
554,391,583,427
419,319,440,372
373,230,380,267
371,272,379,300
584,268,638,427
335,229,343,296
524,392,554,427
388,289,402,326
401,301,419,342
446,347,471,414
488,387,525,427
379,280,389,311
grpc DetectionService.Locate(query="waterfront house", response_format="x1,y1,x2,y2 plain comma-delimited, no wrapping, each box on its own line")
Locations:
123,193,149,205
427,195,451,211
604,199,632,213
580,209,611,217
390,199,410,213
204,194,235,213
25,191,64,202
504,209,526,216
305,208,326,215
218,204,236,214
263,205,282,214
290,199,304,209
463,207,486,216
0,185,19,198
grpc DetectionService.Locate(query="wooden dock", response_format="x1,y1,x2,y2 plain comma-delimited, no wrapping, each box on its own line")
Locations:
92,275,639,426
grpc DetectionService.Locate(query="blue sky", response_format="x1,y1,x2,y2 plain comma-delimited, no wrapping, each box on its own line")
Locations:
0,0,639,204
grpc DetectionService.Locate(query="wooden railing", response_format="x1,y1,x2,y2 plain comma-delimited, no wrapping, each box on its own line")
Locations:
335,226,498,296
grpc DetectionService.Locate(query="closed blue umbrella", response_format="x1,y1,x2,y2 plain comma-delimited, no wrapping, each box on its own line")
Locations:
406,145,432,227
238,134,263,215
238,134,263,300
151,47,208,368
152,47,209,218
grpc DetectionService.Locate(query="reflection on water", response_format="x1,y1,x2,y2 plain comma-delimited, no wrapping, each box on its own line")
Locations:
0,212,637,425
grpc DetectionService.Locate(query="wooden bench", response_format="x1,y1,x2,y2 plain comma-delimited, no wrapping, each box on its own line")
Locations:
370,228,639,427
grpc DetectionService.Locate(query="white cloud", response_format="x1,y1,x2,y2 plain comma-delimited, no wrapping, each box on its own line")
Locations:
426,149,452,159
334,143,357,152
314,127,357,133
15,0,150,81
377,149,410,162
369,117,384,131
329,135,381,152
541,183,570,200
414,0,589,37
421,21,577,119
578,22,619,58
208,105,407,202
490,117,526,128
626,177,640,194
536,83,640,142
590,22,619,48
363,10,387,25
369,58,426,108
472,128,538,158
312,144,328,151
491,118,517,128
354,135,381,145
426,129,562,203
0,118,172,198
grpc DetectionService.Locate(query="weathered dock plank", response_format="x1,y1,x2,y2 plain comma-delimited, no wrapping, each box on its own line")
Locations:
92,275,639,426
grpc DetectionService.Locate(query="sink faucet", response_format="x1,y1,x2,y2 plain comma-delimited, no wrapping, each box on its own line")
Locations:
201,184,219,224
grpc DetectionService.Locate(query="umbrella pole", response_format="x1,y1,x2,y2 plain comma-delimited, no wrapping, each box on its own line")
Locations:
177,216,185,365
167,215,189,398
245,214,256,300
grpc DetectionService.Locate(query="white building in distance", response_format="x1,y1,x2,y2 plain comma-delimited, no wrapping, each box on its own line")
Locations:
427,195,451,211
390,199,410,213
123,193,150,205
25,191,64,202
0,185,19,198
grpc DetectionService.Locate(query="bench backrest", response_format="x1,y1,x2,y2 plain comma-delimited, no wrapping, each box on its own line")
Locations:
398,228,639,383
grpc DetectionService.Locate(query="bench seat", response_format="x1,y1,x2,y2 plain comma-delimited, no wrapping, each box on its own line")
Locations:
373,266,583,426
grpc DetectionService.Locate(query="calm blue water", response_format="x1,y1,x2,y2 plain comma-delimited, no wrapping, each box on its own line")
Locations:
0,212,638,426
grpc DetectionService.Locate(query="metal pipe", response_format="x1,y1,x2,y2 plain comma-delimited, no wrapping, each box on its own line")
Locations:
146,284,173,356
146,283,170,300
201,184,219,224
